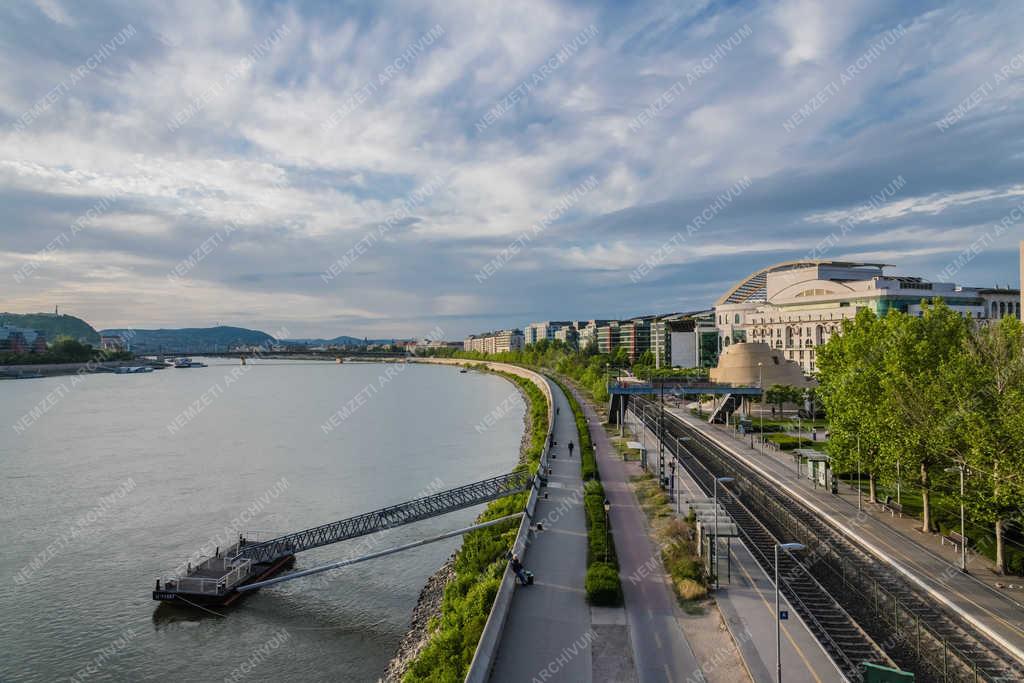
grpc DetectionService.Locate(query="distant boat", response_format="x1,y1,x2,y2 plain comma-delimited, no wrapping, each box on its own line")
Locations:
115,366,153,374
169,357,207,368
459,369,468,374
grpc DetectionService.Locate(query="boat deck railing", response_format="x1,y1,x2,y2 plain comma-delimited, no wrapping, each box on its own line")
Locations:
167,555,253,595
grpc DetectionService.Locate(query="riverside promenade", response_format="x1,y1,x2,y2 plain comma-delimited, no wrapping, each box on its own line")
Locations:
489,379,593,682
569,384,702,682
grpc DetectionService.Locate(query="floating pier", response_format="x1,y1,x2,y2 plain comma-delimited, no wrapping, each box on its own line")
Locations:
152,471,532,607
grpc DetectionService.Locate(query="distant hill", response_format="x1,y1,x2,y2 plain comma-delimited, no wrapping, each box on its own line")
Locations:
284,336,400,347
100,326,277,353
0,312,100,344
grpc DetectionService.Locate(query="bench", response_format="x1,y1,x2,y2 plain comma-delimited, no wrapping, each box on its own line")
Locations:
881,501,903,517
942,531,966,553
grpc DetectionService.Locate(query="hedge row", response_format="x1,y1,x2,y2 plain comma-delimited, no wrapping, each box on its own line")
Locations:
550,374,624,607
584,562,622,606
403,369,549,682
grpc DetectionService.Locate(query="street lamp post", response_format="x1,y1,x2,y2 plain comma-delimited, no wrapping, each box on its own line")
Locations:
896,458,902,506
603,499,611,563
757,362,764,455
659,384,666,487
857,433,862,512
775,542,806,683
946,463,968,573
713,476,734,590
669,459,676,510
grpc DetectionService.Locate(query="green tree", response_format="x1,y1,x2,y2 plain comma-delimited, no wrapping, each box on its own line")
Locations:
764,384,795,416
881,300,970,533
817,308,887,503
951,316,1024,573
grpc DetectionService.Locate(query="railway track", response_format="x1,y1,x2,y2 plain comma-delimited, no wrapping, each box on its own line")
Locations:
631,401,1023,682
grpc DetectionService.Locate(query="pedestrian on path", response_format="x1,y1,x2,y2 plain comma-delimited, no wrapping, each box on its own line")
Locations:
568,440,574,457
556,407,560,416
511,554,529,585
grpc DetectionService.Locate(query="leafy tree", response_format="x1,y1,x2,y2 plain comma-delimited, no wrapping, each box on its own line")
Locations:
950,316,1024,572
817,308,887,503
880,300,969,532
764,384,797,416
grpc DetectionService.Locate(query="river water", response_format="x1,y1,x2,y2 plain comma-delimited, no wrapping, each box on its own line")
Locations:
0,360,525,682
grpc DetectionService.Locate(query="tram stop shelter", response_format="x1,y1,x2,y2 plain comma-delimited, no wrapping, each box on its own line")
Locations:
684,498,739,585
793,448,833,490
626,441,647,467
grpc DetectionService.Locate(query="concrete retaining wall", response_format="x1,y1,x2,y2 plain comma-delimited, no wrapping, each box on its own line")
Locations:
412,358,553,683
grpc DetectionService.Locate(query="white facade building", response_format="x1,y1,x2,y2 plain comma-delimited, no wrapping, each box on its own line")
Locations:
464,329,525,354
715,260,1021,374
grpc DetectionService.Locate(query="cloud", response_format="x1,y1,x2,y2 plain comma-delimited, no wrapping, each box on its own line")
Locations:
1,0,1022,338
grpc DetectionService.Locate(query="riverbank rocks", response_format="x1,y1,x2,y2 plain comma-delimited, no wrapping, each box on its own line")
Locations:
381,556,456,682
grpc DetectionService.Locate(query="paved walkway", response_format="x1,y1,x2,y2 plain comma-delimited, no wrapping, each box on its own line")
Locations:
570,384,701,683
490,379,592,683
669,405,1024,670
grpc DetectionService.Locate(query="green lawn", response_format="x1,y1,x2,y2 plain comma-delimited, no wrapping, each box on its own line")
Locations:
834,473,1024,575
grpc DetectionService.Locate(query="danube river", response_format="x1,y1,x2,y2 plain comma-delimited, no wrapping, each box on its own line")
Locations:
0,360,525,682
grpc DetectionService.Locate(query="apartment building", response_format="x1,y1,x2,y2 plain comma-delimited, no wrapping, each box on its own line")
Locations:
463,329,525,354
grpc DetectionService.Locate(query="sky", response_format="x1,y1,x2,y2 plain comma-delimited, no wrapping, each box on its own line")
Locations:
1,0,1023,340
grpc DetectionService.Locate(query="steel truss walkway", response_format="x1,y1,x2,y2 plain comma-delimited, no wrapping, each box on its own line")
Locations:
234,471,532,565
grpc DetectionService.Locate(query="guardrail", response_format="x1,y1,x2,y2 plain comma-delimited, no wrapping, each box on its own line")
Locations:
464,364,554,683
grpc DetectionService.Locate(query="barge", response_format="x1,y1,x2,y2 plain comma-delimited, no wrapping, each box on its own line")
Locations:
152,536,294,607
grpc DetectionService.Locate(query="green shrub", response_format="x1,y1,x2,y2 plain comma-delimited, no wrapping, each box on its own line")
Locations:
585,563,623,606
764,434,804,450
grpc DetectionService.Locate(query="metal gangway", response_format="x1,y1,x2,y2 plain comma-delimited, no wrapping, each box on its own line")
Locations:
233,470,533,565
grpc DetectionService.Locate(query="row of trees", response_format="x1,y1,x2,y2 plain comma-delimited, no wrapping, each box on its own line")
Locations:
0,337,133,365
817,301,1024,573
420,339,626,401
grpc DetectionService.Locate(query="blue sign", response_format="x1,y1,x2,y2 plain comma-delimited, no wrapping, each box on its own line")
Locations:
779,610,789,621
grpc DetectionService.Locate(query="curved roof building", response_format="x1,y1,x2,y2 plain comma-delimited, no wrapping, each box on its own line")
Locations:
714,260,1019,375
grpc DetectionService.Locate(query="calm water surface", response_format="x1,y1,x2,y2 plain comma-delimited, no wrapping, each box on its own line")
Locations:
0,360,525,682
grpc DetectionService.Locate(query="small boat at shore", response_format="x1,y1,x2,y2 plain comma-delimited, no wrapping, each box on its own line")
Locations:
115,365,154,374
168,357,207,368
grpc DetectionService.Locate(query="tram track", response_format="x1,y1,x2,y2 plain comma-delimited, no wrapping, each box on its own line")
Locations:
630,400,1022,682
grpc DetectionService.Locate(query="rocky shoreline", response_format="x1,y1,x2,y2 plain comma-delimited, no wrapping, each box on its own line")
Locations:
380,369,534,681
380,555,456,682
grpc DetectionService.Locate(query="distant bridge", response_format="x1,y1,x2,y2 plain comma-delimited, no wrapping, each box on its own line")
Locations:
608,380,763,396
154,349,409,360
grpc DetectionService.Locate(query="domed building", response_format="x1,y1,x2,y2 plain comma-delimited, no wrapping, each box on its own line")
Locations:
709,342,811,387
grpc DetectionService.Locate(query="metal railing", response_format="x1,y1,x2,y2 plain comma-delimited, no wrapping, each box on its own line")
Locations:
169,557,253,595
465,367,555,683
236,470,533,565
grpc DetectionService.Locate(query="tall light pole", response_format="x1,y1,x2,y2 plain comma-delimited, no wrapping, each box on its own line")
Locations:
775,542,806,683
857,433,862,512
946,463,968,573
757,362,764,455
713,476,734,590
896,457,902,506
603,499,611,563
